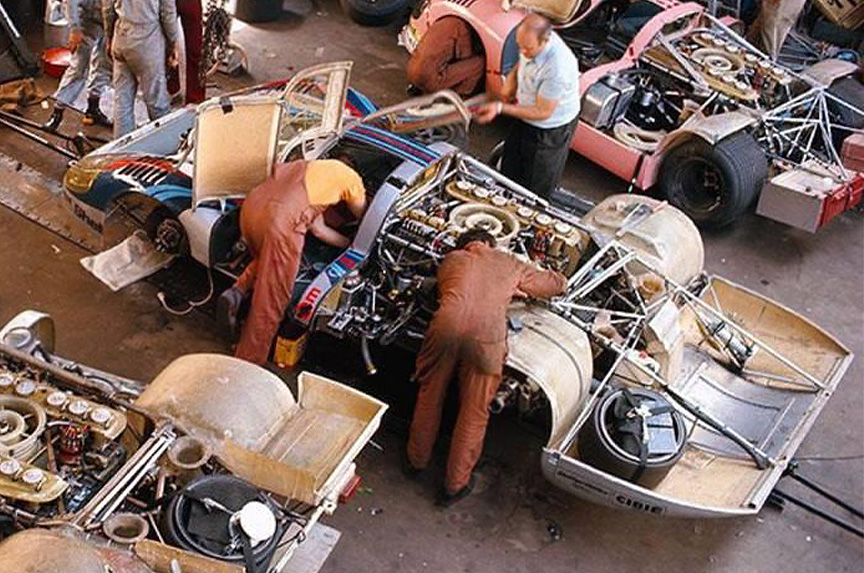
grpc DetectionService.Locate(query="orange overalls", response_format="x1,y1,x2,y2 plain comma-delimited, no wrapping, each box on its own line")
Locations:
406,16,485,97
233,161,326,365
407,242,566,493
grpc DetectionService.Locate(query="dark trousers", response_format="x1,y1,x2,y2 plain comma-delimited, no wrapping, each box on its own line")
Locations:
501,118,577,200
168,0,205,104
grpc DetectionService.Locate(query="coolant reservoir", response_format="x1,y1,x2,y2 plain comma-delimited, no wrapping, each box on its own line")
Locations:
582,195,704,285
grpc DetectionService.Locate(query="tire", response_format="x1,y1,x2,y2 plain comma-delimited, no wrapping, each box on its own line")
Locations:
827,76,864,148
658,131,767,229
339,0,408,26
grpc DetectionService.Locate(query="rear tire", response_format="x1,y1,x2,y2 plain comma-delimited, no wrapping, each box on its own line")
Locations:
658,131,767,228
339,0,408,26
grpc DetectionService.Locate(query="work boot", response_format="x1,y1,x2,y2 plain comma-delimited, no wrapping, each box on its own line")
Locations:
42,107,64,132
435,474,476,508
217,285,245,343
83,97,112,128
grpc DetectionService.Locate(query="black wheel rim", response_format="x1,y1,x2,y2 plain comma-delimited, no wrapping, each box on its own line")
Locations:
674,157,725,215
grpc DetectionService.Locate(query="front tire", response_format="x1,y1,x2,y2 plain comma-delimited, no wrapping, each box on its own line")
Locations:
658,131,767,228
339,0,408,26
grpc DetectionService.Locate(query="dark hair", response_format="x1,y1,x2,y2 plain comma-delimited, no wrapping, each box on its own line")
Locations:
331,151,358,172
455,229,496,250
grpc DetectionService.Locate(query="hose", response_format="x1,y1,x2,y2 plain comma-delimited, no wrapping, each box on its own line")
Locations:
360,336,377,376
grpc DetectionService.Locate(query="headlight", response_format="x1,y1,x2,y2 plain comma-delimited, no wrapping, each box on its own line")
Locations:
63,154,125,195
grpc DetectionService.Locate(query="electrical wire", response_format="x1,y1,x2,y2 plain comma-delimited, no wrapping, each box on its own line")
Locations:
157,268,215,316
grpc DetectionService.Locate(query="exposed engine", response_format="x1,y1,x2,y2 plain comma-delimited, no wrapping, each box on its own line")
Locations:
0,347,311,572
0,358,128,517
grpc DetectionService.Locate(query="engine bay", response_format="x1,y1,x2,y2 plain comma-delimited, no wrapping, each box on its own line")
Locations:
0,339,385,572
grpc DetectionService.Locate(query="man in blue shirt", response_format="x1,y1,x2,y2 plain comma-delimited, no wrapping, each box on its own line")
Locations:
475,13,580,200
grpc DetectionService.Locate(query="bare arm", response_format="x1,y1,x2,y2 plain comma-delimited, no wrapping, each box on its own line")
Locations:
309,215,350,249
500,66,519,103
476,93,558,124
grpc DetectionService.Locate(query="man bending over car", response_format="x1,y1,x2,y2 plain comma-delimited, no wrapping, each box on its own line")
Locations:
218,159,367,365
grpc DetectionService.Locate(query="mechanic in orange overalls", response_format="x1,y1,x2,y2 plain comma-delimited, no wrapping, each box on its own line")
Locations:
406,229,566,506
219,159,367,365
406,16,485,97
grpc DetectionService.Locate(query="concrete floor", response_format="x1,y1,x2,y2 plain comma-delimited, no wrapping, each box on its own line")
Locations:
0,3,862,571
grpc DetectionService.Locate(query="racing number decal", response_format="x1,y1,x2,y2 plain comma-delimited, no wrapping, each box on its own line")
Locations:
295,287,322,321
296,249,365,323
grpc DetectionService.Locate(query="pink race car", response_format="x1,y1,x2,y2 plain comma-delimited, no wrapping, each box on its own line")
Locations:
400,0,864,230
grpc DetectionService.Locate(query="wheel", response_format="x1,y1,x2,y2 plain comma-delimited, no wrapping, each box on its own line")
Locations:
144,207,189,256
827,76,864,149
339,0,408,26
658,131,767,228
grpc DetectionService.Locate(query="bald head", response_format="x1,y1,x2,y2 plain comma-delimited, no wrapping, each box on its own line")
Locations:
520,13,552,42
516,13,552,59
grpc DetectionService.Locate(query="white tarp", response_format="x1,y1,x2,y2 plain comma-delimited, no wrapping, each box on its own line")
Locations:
80,231,174,291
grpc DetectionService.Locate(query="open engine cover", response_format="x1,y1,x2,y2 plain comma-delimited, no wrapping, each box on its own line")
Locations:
135,354,386,505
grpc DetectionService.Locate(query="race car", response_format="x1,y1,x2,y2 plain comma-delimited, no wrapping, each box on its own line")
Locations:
0,309,387,571
400,0,864,230
62,61,851,518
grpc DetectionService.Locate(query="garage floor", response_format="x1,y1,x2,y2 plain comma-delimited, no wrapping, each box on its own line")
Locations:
0,3,862,572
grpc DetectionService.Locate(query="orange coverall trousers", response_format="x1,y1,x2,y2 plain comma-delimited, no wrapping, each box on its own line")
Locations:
234,162,322,365
407,243,566,493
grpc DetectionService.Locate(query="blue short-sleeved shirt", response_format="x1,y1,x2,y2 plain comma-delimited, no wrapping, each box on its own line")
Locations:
516,32,581,129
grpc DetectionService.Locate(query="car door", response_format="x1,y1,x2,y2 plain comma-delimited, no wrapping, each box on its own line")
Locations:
278,61,354,162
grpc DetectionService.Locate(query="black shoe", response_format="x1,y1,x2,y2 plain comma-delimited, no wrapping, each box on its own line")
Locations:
217,286,244,343
402,454,424,480
83,97,112,128
83,108,112,128
43,108,64,132
435,474,476,508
